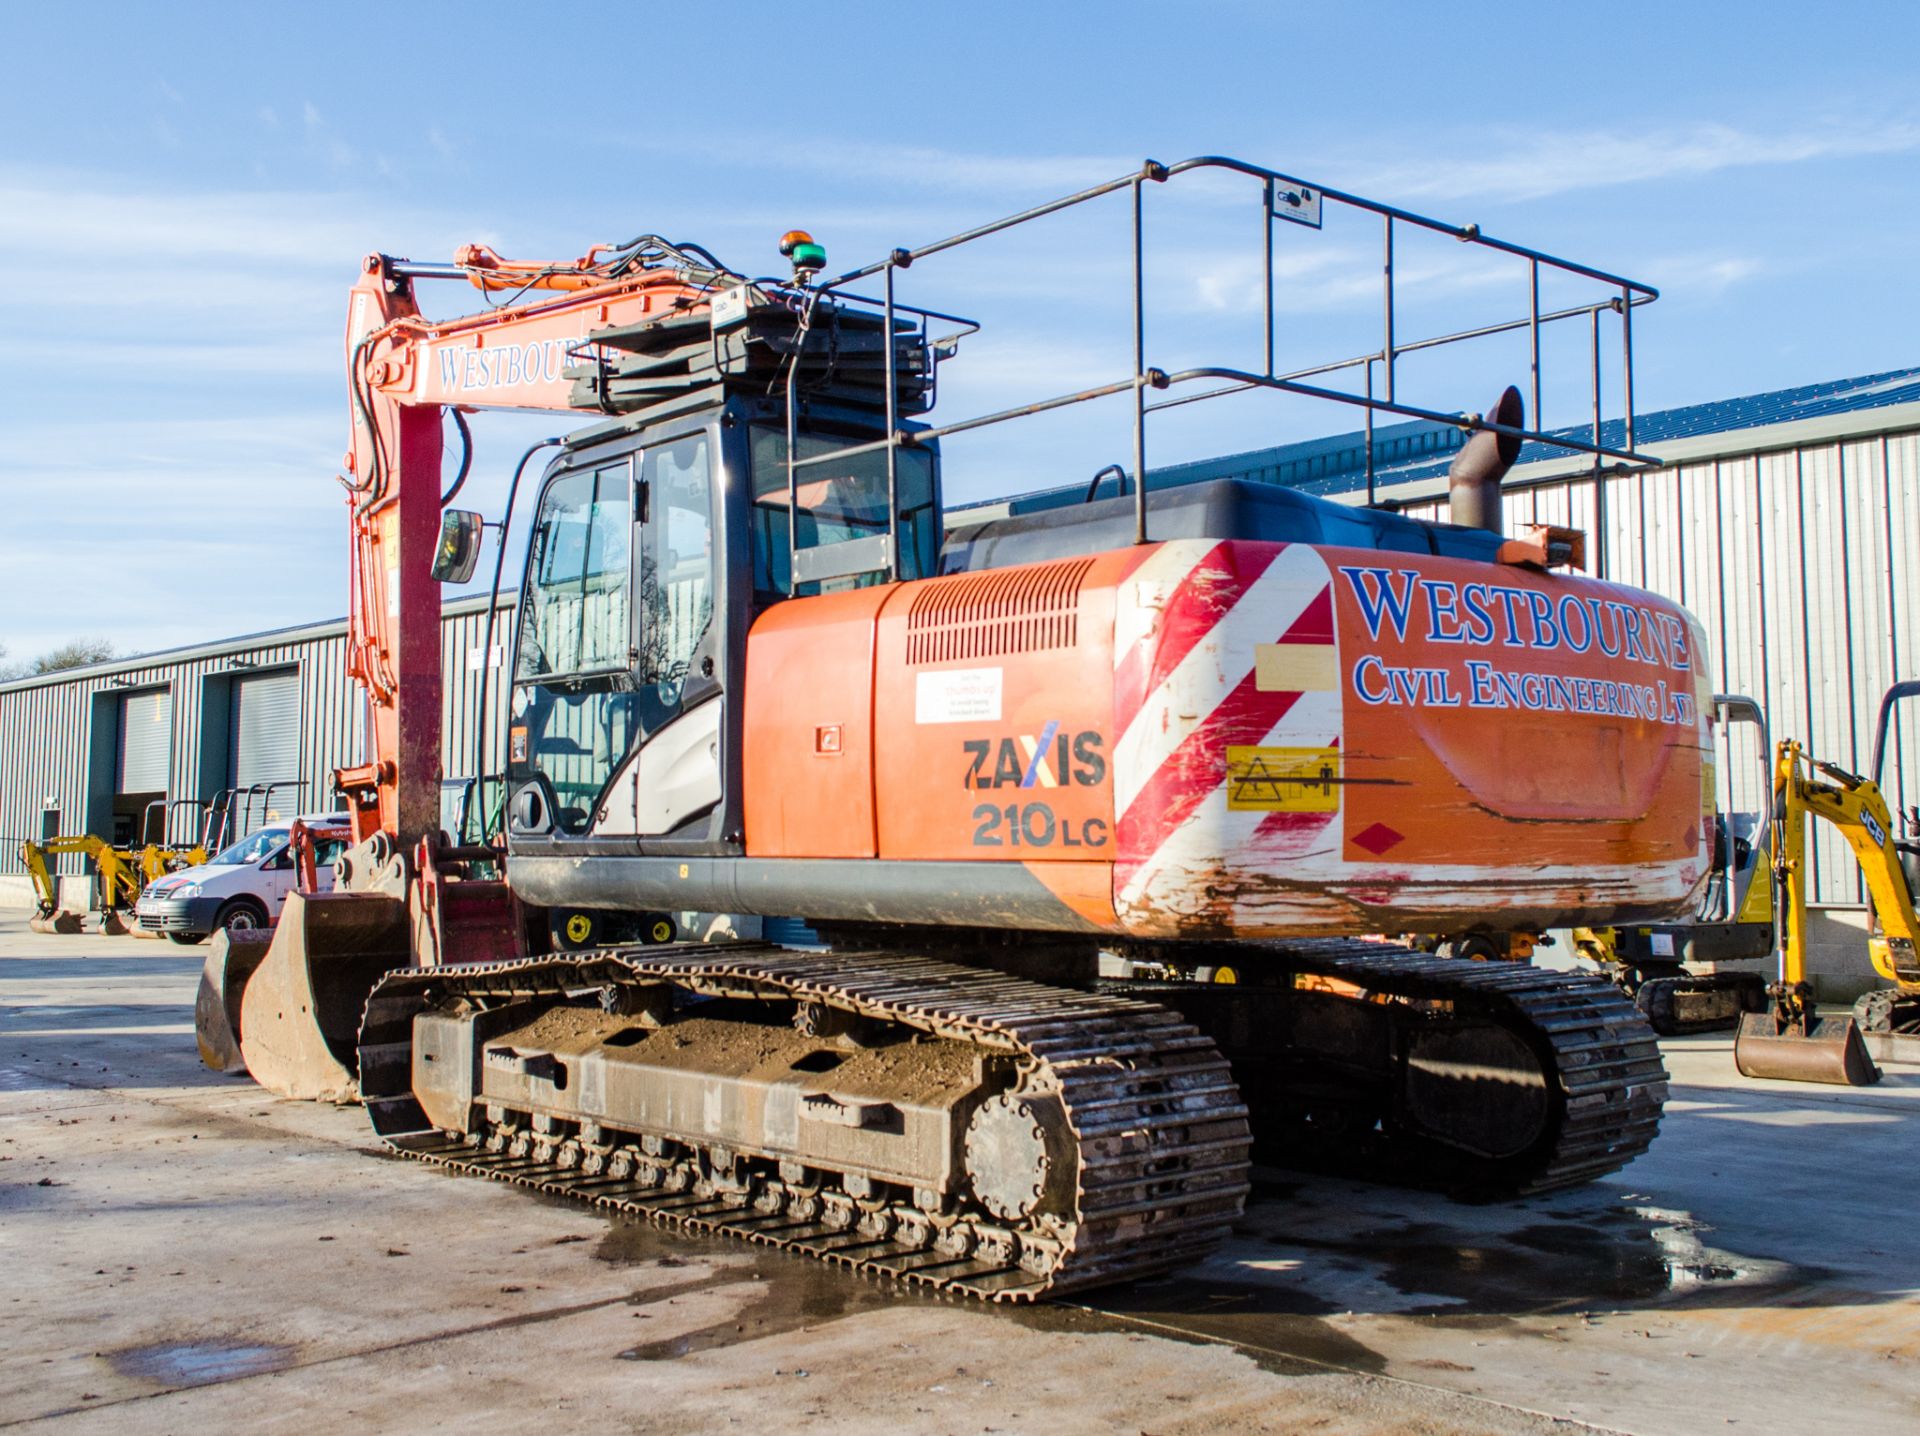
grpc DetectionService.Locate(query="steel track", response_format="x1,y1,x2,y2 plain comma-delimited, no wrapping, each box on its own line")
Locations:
359,945,1252,1302
357,939,1666,1300
1247,939,1669,1193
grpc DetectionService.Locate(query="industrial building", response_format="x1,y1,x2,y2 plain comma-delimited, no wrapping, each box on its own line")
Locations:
0,595,514,907
6,366,1919,947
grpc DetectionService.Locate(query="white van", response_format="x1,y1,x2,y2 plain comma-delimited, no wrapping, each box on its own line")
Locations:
134,814,351,945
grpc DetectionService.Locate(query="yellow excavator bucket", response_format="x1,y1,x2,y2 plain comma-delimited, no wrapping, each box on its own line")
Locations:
235,890,410,1104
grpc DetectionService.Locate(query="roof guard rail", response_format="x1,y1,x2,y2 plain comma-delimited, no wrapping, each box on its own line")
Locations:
784,153,1658,588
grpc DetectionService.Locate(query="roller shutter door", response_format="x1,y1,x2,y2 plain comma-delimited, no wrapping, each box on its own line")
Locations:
117,689,171,793
230,671,302,805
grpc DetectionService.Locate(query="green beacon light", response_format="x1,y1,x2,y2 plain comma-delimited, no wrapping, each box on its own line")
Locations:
780,229,827,282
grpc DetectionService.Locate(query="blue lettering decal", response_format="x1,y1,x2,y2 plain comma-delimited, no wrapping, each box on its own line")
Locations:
1618,605,1649,663
1524,591,1561,649
1665,615,1692,670
1353,655,1391,704
1641,608,1672,667
1422,581,1464,642
1493,588,1528,645
1466,660,1498,706
1587,598,1622,657
1339,567,1422,642
1460,584,1496,645
1558,593,1593,653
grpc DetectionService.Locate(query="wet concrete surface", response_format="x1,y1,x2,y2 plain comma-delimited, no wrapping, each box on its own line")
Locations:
5,912,1920,1433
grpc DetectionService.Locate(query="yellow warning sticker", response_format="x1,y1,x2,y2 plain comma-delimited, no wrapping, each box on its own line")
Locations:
1226,746,1342,812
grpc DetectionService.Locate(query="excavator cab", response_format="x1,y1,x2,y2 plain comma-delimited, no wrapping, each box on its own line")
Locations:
500,393,941,893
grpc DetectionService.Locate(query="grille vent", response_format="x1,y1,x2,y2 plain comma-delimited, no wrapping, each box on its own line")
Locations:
905,558,1095,664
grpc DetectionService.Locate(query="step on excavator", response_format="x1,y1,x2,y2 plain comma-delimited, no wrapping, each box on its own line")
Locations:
203,155,1707,1299
1735,681,1920,1084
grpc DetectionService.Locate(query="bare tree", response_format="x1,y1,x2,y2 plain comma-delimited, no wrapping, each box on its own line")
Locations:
28,638,117,674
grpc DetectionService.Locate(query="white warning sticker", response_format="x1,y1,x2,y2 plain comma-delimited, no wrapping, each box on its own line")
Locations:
915,667,1003,724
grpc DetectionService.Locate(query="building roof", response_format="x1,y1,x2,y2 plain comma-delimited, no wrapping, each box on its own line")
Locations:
946,363,1920,524
0,591,518,695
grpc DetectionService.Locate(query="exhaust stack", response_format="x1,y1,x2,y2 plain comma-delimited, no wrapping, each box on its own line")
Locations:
1448,386,1525,534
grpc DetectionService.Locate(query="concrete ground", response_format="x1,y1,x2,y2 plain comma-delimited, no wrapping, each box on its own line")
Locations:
4,914,1918,1435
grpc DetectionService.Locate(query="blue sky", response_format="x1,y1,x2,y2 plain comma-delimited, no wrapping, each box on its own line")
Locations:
4,0,1918,661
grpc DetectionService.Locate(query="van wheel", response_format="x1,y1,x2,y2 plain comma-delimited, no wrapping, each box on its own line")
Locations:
215,898,269,935
166,932,207,946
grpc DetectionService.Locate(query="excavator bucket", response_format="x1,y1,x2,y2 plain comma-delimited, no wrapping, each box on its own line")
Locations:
1733,1010,1881,1086
98,911,132,937
237,890,410,1104
194,929,274,1073
29,910,84,935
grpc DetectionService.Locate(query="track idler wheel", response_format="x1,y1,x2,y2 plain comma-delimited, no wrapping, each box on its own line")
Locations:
963,1091,1070,1223
238,890,408,1103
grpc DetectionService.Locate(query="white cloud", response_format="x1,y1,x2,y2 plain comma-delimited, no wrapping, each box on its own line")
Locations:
1354,118,1920,204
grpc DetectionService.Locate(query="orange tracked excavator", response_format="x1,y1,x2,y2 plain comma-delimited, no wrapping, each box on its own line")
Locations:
202,156,1706,1300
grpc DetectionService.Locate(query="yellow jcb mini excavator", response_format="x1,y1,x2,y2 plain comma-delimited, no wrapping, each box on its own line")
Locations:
21,836,142,935
1734,681,1920,1085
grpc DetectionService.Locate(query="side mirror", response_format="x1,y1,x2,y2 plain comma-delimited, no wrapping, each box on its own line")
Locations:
432,509,486,584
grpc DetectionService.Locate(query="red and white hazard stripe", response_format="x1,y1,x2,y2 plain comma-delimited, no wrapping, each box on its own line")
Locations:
1111,539,1342,927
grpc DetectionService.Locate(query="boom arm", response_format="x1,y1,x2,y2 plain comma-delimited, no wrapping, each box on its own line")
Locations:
336,245,723,855
1773,740,1920,989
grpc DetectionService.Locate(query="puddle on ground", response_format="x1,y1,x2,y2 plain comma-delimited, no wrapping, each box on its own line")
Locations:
505,1168,1811,1379
595,1213,939,1362
1252,1201,1809,1317
108,1338,296,1387
1045,1273,1387,1376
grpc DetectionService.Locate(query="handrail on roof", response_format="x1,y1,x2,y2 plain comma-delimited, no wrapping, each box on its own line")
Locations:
780,153,1659,588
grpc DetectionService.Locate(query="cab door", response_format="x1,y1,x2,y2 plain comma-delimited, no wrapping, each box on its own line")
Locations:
506,425,729,848
625,432,722,836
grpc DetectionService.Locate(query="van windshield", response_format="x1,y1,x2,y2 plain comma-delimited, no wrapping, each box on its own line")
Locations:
211,829,287,866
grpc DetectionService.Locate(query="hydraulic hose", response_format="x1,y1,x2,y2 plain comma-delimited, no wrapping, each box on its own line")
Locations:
440,409,474,504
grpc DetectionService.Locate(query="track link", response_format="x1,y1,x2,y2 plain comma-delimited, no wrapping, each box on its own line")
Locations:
1251,939,1668,1194
359,945,1251,1302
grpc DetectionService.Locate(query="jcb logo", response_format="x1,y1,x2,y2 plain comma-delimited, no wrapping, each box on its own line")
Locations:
963,723,1106,789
